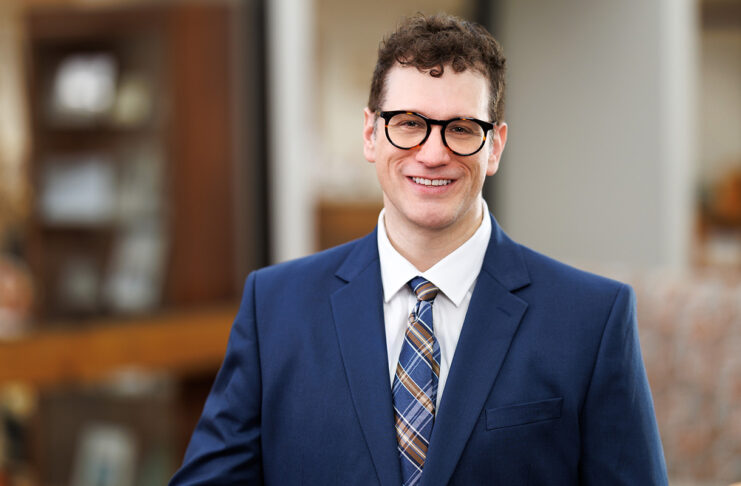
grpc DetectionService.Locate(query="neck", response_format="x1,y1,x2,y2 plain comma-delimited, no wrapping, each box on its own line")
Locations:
383,201,484,272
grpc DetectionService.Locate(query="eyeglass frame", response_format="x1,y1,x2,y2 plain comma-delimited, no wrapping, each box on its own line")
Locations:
376,110,496,157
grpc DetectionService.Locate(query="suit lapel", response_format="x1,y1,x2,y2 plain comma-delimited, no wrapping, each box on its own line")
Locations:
330,231,403,486
421,215,531,486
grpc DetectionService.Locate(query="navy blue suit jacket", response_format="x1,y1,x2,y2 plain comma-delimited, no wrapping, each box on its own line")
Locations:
170,215,668,485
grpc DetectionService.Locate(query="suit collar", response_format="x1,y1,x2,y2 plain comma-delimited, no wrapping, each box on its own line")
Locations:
480,213,531,291
423,214,531,486
335,228,379,282
332,230,403,486
421,266,529,486
332,214,531,486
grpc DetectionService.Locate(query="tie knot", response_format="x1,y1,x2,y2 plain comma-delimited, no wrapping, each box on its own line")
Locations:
409,277,439,302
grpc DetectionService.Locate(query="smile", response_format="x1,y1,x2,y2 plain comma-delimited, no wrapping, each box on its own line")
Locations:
411,177,453,187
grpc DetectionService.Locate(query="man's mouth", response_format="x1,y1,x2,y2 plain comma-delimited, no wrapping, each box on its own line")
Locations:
411,177,453,187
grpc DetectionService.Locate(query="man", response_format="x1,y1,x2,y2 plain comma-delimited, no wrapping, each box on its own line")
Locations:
171,13,667,485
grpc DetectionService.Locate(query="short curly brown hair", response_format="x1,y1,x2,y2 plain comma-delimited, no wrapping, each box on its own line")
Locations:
368,13,506,123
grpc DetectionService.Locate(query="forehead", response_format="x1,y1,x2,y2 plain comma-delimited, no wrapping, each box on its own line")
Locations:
383,64,489,120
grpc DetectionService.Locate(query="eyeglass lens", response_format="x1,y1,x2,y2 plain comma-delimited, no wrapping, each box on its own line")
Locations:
386,112,485,155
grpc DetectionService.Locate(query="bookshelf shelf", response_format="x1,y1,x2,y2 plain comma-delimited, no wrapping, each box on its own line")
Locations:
0,304,236,387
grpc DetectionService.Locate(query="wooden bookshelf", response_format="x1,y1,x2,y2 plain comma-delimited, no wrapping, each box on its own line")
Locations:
25,3,251,321
0,3,267,482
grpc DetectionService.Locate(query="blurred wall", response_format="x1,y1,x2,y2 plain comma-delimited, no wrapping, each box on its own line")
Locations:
493,0,698,268
267,0,318,263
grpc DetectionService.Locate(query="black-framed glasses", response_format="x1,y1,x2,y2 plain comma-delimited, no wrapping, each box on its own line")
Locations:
376,110,495,156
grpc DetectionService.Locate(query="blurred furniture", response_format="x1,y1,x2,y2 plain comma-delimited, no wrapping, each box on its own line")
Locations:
0,305,236,484
695,167,741,272
317,200,382,250
25,3,250,321
602,267,741,485
6,2,266,484
0,305,235,387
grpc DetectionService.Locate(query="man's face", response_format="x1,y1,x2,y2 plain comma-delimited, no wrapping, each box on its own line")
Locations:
363,64,507,239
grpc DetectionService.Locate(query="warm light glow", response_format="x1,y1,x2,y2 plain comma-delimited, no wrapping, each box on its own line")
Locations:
0,0,29,208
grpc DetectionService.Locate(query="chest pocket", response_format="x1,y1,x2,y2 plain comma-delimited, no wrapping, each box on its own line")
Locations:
486,397,563,430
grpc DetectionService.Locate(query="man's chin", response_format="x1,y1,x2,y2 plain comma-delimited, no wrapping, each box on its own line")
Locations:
406,211,458,233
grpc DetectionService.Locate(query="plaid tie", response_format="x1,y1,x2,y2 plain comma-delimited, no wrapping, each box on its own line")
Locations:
392,277,441,486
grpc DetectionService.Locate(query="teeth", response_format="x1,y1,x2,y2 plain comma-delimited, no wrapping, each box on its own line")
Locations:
412,177,452,187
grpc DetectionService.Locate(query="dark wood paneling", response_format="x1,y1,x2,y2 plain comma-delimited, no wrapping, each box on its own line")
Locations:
166,4,237,304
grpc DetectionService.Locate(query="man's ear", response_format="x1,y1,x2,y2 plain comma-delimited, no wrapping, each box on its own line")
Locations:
486,122,508,176
363,107,377,163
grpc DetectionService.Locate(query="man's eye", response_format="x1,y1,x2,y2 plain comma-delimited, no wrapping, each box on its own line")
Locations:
449,126,473,134
391,115,426,129
447,123,478,135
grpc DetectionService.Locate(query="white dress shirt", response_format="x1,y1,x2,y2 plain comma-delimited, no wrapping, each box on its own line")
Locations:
377,199,492,410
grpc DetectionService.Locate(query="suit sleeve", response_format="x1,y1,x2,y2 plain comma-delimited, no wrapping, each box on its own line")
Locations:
578,284,668,485
169,272,264,485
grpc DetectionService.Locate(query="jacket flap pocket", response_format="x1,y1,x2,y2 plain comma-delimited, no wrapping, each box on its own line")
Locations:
486,397,563,430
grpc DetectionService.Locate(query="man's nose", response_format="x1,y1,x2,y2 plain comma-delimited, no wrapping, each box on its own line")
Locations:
415,126,451,165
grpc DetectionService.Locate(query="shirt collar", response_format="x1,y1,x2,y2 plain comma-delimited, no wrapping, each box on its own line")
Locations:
377,199,492,306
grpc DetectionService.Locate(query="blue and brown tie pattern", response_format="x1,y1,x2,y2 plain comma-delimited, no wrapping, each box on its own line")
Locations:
392,277,441,486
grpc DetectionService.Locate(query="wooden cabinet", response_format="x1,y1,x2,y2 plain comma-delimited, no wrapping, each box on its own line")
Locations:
25,3,259,322
2,2,267,483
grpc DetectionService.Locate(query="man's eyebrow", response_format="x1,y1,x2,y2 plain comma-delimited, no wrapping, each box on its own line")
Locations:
389,109,483,120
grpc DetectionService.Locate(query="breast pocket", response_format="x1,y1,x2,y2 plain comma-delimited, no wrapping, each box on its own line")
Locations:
485,397,563,430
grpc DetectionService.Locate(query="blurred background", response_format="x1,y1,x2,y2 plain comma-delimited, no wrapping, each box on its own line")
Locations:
0,0,739,484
